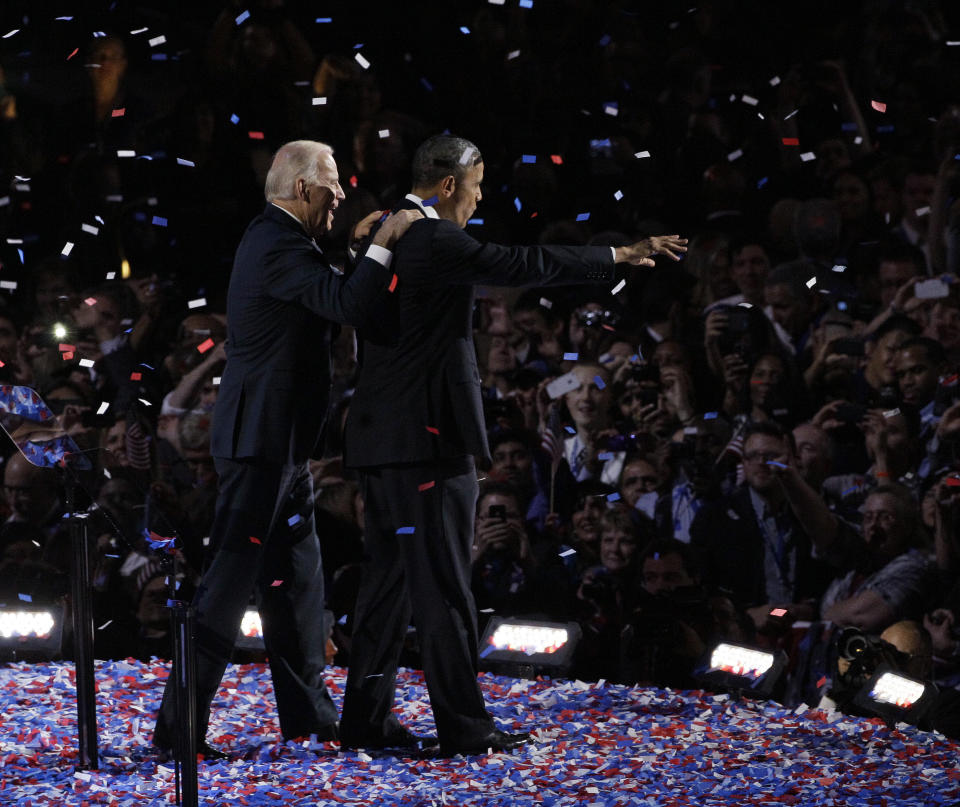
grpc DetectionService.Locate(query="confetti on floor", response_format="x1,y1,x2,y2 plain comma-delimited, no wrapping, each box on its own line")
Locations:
1,659,959,805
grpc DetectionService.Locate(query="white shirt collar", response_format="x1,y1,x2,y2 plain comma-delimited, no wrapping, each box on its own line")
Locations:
404,193,441,219
271,201,307,230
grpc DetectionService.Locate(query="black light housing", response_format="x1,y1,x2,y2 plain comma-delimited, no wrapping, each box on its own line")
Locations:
478,617,582,677
694,641,787,699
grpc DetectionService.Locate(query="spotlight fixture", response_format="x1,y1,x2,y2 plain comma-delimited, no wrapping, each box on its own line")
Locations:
694,641,787,699
478,617,581,677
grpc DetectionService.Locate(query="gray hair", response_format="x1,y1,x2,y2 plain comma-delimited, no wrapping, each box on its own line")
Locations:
411,134,482,188
264,140,333,202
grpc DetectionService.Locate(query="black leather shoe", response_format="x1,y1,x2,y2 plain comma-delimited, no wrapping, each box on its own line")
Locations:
153,740,230,762
341,723,437,752
439,728,530,757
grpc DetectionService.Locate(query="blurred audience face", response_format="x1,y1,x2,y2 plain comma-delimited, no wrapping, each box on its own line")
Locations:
866,328,912,388
861,491,911,564
600,524,638,574
486,335,517,374
3,454,59,524
653,340,688,370
490,440,533,489
565,365,610,430
894,344,940,408
792,423,832,489
620,459,660,507
765,284,810,338
730,244,770,300
832,171,870,222
901,171,936,234
642,551,696,596
0,314,17,366
475,491,524,553
742,432,790,495
571,494,606,549
927,300,960,354
879,259,922,308
103,419,129,467
749,354,786,411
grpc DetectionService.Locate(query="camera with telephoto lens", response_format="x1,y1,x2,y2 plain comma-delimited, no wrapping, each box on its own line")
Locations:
831,626,909,702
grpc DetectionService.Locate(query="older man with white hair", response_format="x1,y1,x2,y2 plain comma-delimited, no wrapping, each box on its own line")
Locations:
152,140,421,758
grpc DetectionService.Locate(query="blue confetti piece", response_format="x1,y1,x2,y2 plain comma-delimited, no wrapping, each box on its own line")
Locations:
18,592,32,602
466,218,484,225
519,0,533,7
877,124,895,133
420,76,434,92
151,216,168,227
841,122,858,132
564,426,577,435
594,375,606,389
606,492,621,502
230,113,239,124
703,411,718,419
576,212,590,222
422,195,439,207
235,9,250,24
17,249,23,264
598,33,611,46
514,197,522,212
337,613,348,625
315,16,332,23
287,514,302,527
460,26,470,34
522,154,536,163
151,53,167,61
766,460,788,469
396,526,415,535
563,352,579,360
757,176,768,188
598,452,614,461
479,644,496,658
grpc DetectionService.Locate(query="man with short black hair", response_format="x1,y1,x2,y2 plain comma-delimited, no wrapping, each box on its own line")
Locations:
341,133,686,756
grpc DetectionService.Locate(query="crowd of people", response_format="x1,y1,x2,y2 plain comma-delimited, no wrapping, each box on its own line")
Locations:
3,1,960,714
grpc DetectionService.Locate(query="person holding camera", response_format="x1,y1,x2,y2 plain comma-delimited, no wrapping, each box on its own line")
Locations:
470,482,570,625
620,538,747,687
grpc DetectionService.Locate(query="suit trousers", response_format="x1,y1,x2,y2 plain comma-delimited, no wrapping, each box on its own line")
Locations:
340,456,495,744
153,457,338,747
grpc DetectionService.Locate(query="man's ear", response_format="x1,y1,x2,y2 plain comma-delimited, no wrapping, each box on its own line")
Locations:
439,175,457,199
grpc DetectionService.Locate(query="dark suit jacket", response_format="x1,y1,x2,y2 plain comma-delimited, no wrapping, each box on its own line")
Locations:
689,486,832,609
344,213,614,467
211,204,390,464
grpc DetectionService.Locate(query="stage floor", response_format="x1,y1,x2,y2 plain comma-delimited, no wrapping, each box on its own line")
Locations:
1,659,959,806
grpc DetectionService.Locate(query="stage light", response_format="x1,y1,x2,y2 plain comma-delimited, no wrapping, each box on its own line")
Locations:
852,666,938,728
236,609,264,651
695,641,787,699
0,605,64,659
478,617,581,677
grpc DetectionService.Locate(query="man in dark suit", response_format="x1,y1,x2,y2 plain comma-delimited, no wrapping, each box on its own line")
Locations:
340,134,686,755
152,140,421,756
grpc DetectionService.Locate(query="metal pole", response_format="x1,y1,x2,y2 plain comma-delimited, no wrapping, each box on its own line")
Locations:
172,602,199,807
67,479,99,770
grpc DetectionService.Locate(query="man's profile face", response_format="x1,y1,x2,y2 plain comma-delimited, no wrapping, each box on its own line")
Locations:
306,151,345,238
443,162,483,229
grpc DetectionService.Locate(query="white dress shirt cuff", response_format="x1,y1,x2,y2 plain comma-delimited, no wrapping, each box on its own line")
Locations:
610,247,616,261
364,243,393,269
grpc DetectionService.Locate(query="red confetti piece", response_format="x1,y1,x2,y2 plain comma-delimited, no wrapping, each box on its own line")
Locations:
84,297,97,306
270,580,283,587
550,154,563,165
871,100,886,113
67,47,78,60
248,131,265,140
782,137,799,146
388,274,398,293
130,372,142,381
58,343,76,353
0,360,4,368
425,426,439,435
197,338,215,353
349,175,358,188
112,108,125,118
946,477,960,487
816,675,827,689
249,536,261,545
418,481,435,492
61,352,74,361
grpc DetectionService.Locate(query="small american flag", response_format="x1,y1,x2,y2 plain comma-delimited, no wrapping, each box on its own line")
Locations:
126,416,152,471
540,407,566,469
